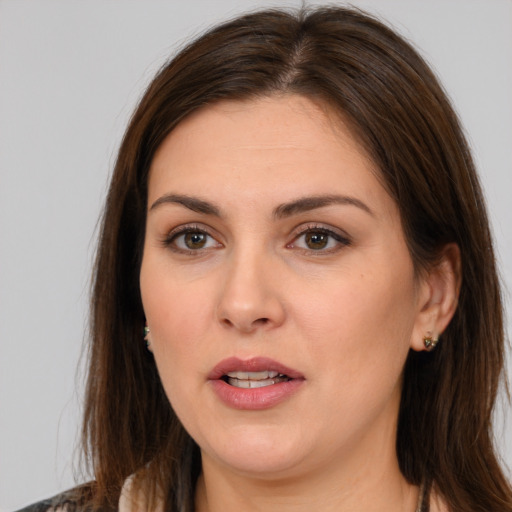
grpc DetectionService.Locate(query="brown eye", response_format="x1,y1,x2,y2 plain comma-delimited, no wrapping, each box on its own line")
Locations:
305,232,329,250
167,228,221,252
184,232,207,249
289,226,351,253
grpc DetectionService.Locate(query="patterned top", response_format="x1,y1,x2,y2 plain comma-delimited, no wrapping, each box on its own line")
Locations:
15,480,430,512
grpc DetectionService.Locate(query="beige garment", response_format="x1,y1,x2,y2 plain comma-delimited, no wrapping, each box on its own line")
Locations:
118,475,164,512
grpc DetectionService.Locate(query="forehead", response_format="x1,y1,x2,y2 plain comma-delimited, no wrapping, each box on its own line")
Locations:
148,95,390,214
153,94,371,161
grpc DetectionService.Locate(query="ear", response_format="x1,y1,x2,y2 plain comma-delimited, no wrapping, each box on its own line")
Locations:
410,243,461,352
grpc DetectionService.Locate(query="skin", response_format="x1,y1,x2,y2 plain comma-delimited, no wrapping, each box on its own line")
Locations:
139,95,457,512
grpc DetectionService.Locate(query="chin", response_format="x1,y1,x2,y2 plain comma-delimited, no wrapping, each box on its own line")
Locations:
216,452,306,479
200,424,312,478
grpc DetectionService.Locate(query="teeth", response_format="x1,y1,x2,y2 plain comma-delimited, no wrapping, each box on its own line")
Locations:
224,370,290,388
227,376,288,388
226,370,280,380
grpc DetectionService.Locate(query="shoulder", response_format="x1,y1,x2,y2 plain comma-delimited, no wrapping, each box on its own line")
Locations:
14,489,78,512
14,474,164,512
13,485,114,512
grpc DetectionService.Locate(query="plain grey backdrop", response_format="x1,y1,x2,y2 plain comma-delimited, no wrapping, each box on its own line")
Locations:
1,0,511,510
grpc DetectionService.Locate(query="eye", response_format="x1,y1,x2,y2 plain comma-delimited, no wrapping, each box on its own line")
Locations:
164,226,221,253
289,226,351,253
302,231,332,250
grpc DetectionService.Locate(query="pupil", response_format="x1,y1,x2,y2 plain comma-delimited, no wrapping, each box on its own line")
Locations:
185,232,206,249
306,232,328,249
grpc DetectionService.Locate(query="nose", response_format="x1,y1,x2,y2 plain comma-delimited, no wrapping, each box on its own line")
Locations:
216,249,286,334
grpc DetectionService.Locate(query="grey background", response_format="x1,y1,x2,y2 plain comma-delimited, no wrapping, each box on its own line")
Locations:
1,0,511,510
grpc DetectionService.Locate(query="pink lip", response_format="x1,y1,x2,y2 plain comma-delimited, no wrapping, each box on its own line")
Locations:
208,357,305,410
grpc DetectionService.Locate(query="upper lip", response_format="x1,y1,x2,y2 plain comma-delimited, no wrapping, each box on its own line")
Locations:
208,357,304,380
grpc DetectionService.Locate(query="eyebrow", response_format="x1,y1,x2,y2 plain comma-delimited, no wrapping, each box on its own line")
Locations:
273,194,374,219
150,194,222,216
149,193,373,218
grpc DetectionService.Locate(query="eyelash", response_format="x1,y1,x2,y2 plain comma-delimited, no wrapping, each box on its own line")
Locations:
161,224,220,255
161,223,351,255
288,224,352,254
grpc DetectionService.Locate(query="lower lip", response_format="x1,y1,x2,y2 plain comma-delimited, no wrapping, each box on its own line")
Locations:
209,378,304,410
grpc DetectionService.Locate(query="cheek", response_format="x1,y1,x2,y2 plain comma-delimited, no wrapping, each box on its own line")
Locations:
301,266,415,332
295,262,418,392
286,268,417,451
140,255,206,371
140,276,211,427
141,246,212,323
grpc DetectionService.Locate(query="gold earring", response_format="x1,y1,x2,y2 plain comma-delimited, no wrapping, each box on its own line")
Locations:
423,333,439,351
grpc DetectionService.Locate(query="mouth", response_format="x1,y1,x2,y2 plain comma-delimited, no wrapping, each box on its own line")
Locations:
209,356,304,383
222,370,291,389
208,357,304,410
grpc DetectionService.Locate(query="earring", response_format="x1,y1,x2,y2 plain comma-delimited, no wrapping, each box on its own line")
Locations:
144,325,151,349
423,333,439,351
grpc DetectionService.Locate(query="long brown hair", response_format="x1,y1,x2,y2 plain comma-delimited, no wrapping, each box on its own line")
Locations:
80,6,511,511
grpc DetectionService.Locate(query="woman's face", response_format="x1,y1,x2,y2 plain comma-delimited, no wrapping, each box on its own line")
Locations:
140,95,429,480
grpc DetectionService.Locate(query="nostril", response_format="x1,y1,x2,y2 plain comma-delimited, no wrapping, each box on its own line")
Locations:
220,316,270,332
221,318,234,327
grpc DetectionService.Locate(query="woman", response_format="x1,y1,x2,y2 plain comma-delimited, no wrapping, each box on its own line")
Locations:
19,6,511,512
